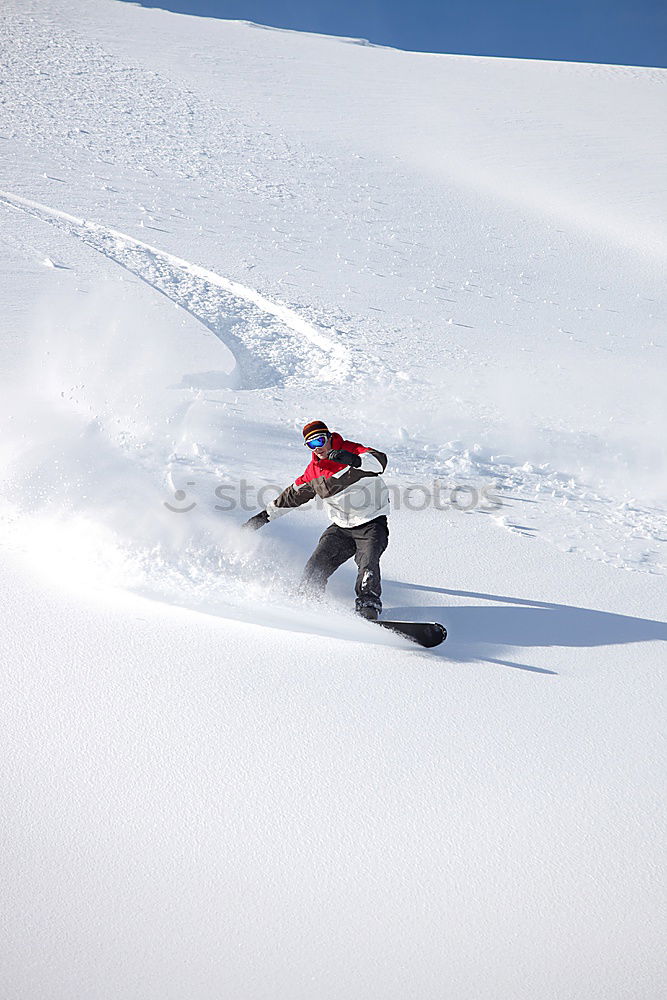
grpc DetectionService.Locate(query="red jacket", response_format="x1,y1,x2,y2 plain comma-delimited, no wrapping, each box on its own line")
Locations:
267,432,390,529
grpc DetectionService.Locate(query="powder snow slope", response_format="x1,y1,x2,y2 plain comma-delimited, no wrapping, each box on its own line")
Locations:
1,2,665,999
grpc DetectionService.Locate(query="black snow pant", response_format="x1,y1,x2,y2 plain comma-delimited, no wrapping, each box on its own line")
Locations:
300,515,389,613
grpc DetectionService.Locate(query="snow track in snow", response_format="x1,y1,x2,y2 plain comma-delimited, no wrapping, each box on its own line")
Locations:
3,186,665,579
0,190,351,390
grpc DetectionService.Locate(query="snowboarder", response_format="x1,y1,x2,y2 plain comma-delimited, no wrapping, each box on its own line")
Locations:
242,420,390,620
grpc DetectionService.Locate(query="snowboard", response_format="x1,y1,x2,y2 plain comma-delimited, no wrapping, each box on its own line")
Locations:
376,619,447,648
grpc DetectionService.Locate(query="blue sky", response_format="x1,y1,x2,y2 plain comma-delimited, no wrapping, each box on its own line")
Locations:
125,0,666,67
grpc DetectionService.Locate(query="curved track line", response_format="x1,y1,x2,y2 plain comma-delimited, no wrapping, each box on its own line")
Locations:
0,190,350,387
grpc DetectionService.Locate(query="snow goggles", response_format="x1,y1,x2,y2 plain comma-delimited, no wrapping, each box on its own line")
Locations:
306,434,328,449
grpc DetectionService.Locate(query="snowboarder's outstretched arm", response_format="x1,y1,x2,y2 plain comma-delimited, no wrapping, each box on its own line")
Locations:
267,478,317,519
241,479,316,529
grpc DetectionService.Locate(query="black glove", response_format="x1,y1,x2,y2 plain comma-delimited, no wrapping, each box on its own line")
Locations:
242,510,269,531
327,449,362,468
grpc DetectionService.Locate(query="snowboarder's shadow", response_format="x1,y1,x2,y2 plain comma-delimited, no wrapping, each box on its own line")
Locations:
384,581,667,673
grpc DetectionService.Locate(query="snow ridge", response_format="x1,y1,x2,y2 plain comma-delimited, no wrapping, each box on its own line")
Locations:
0,190,351,388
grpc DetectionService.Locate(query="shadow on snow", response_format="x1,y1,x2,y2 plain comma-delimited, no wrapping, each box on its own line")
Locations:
384,580,667,673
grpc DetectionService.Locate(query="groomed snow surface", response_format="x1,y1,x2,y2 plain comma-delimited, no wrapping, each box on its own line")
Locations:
1,2,665,998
